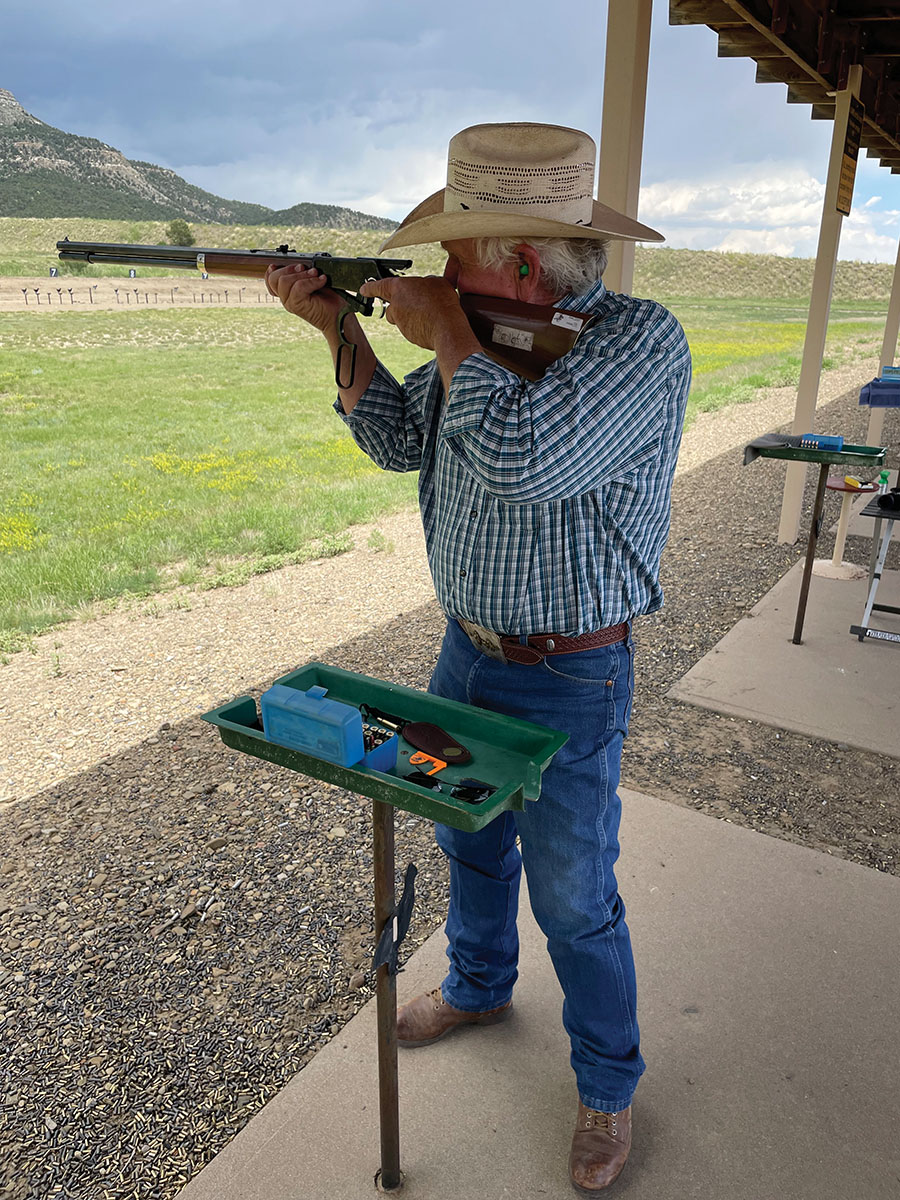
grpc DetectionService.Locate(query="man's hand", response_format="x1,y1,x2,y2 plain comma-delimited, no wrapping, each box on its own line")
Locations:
358,276,469,351
359,276,482,392
265,262,377,411
265,263,344,333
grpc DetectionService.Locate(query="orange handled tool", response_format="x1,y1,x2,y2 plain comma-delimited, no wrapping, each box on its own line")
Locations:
409,751,447,775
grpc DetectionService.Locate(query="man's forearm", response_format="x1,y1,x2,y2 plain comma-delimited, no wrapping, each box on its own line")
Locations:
433,322,482,396
329,305,478,412
324,312,379,413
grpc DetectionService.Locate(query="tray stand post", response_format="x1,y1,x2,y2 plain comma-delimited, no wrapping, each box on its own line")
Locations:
793,463,830,644
373,798,403,1192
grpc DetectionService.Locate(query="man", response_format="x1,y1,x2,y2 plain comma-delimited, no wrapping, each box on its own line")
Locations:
267,122,691,1193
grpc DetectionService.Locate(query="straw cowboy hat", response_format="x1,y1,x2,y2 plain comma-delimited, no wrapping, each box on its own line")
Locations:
380,122,664,251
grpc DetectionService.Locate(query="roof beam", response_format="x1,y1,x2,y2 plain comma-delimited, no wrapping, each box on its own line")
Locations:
770,0,789,38
755,57,810,84
668,0,741,24
786,82,831,104
716,1,833,89
716,28,787,57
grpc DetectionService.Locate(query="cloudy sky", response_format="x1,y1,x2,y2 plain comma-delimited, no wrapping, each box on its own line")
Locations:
3,0,899,262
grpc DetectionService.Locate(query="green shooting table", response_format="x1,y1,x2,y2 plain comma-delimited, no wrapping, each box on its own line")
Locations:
202,662,567,1192
746,441,886,644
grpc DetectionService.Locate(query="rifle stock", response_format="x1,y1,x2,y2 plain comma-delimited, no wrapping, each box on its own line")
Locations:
56,240,592,380
459,294,594,381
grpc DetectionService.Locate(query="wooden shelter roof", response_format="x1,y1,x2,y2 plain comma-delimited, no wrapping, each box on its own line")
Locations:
670,1,900,171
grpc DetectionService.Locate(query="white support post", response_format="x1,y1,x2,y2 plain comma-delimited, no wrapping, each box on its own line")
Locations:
867,234,900,447
597,0,653,296
777,65,862,544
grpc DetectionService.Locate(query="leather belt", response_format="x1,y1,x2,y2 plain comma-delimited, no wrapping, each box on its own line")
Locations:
458,619,629,665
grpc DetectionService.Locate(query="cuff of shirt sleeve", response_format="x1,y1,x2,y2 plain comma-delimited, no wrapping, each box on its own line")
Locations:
332,360,399,425
442,352,523,439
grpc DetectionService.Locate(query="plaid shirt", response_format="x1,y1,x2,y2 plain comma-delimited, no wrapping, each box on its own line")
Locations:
335,280,691,635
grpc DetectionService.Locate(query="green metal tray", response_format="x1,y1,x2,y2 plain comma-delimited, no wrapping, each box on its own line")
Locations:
201,662,568,832
754,442,886,467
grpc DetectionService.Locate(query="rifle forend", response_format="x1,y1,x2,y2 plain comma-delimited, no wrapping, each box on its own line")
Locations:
56,239,594,383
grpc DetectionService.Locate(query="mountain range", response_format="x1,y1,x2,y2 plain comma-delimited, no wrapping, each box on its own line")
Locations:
0,88,397,230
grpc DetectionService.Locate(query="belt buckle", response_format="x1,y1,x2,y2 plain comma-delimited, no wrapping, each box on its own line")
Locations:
458,619,508,663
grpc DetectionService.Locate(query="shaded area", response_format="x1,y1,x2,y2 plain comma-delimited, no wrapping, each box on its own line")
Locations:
668,560,899,755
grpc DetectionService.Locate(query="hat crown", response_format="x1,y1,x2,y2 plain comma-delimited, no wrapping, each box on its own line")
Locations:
445,123,596,227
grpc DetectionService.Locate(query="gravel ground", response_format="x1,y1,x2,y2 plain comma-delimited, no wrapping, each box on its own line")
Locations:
1,355,898,1200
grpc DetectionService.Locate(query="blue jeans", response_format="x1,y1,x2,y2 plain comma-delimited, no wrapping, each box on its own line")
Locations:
427,618,644,1112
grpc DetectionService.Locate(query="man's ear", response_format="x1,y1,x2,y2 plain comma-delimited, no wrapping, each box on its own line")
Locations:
513,243,543,301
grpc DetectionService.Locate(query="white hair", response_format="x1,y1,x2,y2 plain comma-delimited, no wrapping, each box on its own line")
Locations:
472,236,610,298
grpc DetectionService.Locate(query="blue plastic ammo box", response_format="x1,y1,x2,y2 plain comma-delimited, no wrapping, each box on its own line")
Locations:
261,683,365,766
259,682,398,771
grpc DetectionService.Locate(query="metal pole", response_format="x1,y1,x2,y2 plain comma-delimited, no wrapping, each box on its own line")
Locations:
792,463,830,644
372,799,402,1191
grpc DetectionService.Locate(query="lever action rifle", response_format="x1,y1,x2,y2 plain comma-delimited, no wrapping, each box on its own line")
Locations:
56,239,595,386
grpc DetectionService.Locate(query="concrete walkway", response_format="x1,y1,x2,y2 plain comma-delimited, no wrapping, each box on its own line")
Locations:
176,788,900,1200
668,562,899,757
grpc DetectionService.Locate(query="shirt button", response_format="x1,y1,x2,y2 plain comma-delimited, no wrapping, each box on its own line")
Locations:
470,509,478,519
459,568,467,578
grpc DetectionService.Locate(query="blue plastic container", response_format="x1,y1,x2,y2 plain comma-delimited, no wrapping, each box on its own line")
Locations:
359,733,399,773
260,683,364,766
799,433,843,451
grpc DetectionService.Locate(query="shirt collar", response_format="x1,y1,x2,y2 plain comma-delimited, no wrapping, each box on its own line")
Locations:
556,278,608,314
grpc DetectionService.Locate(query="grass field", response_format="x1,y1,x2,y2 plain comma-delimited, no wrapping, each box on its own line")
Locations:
0,309,432,650
673,295,883,413
0,217,890,651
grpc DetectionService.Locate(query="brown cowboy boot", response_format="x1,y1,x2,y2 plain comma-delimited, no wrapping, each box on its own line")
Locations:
396,987,512,1048
569,1102,632,1193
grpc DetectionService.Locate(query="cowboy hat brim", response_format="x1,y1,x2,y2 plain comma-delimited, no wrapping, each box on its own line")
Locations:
379,188,664,251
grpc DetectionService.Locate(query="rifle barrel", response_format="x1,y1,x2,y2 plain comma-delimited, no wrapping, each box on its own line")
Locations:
57,242,204,271
55,241,412,281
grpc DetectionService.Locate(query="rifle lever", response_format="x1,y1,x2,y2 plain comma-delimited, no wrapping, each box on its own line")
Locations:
334,289,379,390
335,306,356,390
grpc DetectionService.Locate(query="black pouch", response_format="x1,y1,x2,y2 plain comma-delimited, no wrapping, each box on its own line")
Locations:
401,721,472,765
